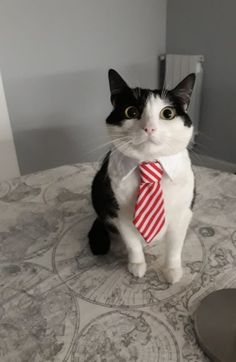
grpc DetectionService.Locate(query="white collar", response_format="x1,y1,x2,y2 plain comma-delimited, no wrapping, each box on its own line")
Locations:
109,148,184,181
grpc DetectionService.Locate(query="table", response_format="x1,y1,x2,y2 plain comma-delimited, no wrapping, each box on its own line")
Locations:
0,162,236,361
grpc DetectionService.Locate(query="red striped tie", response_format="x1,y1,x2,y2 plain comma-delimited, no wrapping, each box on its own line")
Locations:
133,161,165,243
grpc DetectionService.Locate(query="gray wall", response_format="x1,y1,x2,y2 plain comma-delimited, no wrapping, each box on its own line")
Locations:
167,0,236,164
0,0,167,174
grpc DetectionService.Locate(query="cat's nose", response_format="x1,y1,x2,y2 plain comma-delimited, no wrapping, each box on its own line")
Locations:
143,127,156,135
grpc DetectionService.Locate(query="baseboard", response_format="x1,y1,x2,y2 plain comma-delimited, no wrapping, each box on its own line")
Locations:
190,152,236,173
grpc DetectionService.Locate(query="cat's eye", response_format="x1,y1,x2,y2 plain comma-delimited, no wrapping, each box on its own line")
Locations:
160,107,176,120
124,106,139,119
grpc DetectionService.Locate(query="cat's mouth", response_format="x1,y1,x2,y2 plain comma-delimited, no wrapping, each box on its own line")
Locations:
133,135,161,147
147,138,160,145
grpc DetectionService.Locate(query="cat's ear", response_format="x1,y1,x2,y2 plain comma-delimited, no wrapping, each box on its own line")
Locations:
108,69,129,105
170,73,196,109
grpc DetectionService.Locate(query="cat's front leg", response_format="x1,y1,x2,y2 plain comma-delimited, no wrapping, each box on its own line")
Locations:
118,218,146,278
163,208,192,284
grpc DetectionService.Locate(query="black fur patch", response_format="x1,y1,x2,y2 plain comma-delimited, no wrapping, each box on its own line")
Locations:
88,152,119,255
89,152,119,255
91,152,119,219
88,218,111,255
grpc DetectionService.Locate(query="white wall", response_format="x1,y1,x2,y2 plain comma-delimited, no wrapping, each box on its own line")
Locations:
167,0,236,165
0,0,167,174
0,72,19,181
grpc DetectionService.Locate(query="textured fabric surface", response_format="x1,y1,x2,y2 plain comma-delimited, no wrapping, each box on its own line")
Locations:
0,163,236,362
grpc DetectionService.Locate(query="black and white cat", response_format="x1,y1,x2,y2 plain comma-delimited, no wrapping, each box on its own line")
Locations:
88,69,195,284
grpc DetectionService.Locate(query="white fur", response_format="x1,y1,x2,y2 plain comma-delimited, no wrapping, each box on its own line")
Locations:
108,94,194,283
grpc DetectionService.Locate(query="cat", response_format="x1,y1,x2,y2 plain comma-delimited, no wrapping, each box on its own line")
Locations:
88,69,195,284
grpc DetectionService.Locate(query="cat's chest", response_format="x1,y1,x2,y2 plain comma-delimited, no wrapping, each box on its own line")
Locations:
112,168,140,211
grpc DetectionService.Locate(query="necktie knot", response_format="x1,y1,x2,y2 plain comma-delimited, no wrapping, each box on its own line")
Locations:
139,162,163,184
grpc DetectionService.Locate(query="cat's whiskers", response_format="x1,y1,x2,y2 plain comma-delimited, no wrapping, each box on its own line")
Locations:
93,138,132,165
193,141,210,153
189,148,206,165
110,140,133,171
83,141,115,157
110,139,133,157
196,131,214,142
84,135,131,157
82,137,132,167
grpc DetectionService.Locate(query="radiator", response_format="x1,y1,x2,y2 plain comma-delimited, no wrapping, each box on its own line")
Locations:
160,54,204,137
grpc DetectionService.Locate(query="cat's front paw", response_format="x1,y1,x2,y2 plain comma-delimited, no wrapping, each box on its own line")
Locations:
128,262,147,278
163,266,183,284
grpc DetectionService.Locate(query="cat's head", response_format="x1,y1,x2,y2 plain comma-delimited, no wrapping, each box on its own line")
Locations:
106,69,196,161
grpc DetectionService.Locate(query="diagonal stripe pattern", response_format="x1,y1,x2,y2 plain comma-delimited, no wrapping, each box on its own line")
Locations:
133,161,165,243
